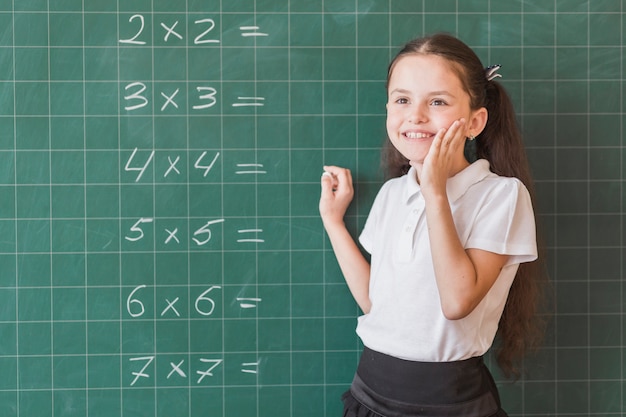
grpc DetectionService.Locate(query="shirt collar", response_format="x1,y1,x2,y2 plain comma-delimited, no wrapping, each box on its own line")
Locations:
404,159,493,204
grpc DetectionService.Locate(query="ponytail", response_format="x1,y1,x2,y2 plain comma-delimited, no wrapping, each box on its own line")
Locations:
479,80,549,378
477,81,532,186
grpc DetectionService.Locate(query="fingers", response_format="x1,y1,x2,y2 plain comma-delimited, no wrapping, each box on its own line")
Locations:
319,165,354,222
320,165,354,205
441,118,466,148
320,170,336,199
429,118,466,158
429,127,448,157
322,166,353,193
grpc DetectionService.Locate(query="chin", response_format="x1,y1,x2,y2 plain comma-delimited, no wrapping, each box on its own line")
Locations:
407,158,425,166
398,150,428,165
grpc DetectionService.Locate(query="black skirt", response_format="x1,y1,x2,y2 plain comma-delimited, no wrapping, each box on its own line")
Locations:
342,347,508,417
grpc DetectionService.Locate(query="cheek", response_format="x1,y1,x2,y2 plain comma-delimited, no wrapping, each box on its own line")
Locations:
385,117,393,131
386,111,402,131
386,119,399,141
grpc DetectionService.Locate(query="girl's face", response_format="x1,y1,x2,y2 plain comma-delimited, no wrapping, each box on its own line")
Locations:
386,54,482,165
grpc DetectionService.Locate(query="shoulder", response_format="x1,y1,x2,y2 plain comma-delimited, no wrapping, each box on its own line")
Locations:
461,171,537,261
467,173,535,228
456,166,534,225
469,167,530,204
489,177,531,210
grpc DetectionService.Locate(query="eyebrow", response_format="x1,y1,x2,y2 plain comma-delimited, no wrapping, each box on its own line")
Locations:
388,88,456,98
388,88,411,95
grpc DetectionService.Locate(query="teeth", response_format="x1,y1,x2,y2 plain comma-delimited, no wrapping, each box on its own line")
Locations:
405,132,430,139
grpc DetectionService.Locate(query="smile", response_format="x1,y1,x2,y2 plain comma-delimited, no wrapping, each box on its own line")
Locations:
404,132,433,139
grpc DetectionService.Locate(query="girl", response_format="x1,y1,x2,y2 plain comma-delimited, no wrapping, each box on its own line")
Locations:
319,33,546,416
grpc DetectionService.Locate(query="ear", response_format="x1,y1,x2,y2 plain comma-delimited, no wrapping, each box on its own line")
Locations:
467,107,488,137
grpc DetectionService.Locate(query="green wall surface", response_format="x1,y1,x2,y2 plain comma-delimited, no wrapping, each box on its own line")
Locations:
0,0,623,415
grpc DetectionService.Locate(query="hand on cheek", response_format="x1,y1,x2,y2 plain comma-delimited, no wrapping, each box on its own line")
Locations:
419,118,466,198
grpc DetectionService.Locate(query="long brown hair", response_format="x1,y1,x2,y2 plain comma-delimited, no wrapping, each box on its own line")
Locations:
383,33,548,378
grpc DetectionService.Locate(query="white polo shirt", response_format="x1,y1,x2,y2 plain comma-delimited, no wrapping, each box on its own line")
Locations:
357,159,537,362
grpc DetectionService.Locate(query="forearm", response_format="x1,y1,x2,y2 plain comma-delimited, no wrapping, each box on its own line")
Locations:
425,195,477,319
323,220,372,313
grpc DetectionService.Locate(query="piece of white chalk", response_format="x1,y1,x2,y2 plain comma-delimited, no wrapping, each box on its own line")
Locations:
322,171,333,178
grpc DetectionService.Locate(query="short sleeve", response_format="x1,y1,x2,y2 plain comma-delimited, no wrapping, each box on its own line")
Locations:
358,180,393,255
359,196,379,255
465,178,538,265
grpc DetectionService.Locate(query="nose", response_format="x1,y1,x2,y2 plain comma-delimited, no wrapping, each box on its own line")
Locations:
408,103,427,124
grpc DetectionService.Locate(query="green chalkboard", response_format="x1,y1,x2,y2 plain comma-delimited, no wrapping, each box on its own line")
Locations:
1,0,623,416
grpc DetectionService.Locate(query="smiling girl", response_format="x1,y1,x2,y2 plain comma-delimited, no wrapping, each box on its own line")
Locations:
319,33,546,416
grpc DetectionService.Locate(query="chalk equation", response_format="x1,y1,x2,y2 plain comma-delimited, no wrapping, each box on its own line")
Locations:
123,82,266,112
124,149,266,182
119,14,268,46
129,356,261,386
126,284,240,318
123,217,265,246
126,284,263,318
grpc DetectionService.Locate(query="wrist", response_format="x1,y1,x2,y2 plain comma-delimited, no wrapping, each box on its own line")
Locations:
322,217,346,230
423,190,448,206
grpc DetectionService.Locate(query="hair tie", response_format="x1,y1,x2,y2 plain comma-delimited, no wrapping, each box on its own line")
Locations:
485,64,502,81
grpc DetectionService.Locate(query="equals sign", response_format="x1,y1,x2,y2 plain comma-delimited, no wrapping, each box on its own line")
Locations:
241,360,260,374
236,297,262,309
232,96,265,107
237,228,265,243
235,163,266,175
240,26,268,37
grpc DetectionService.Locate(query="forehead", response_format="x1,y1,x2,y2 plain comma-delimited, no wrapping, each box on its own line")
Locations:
388,54,465,92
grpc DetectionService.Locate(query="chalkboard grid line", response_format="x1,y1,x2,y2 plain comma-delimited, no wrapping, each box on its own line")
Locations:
115,0,123,413
184,2,192,416
321,1,328,413
10,1,19,416
579,19,587,409
621,6,625,416
8,110,626,118
0,381,352,391
613,0,623,413
582,4,589,413
253,2,261,415
548,5,558,414
7,44,623,49
151,1,158,413
182,1,192,415
81,2,94,414
618,2,624,413
4,143,625,152
3,279,622,290
220,0,235,414
5,317,333,328
9,109,626,117
45,3,55,414
7,10,618,16
286,1,294,415
3,246,377,253
7,9,612,19
76,0,85,413
6,7,613,13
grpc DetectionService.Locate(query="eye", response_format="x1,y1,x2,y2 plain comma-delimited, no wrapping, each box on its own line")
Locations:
431,99,447,106
394,97,409,104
